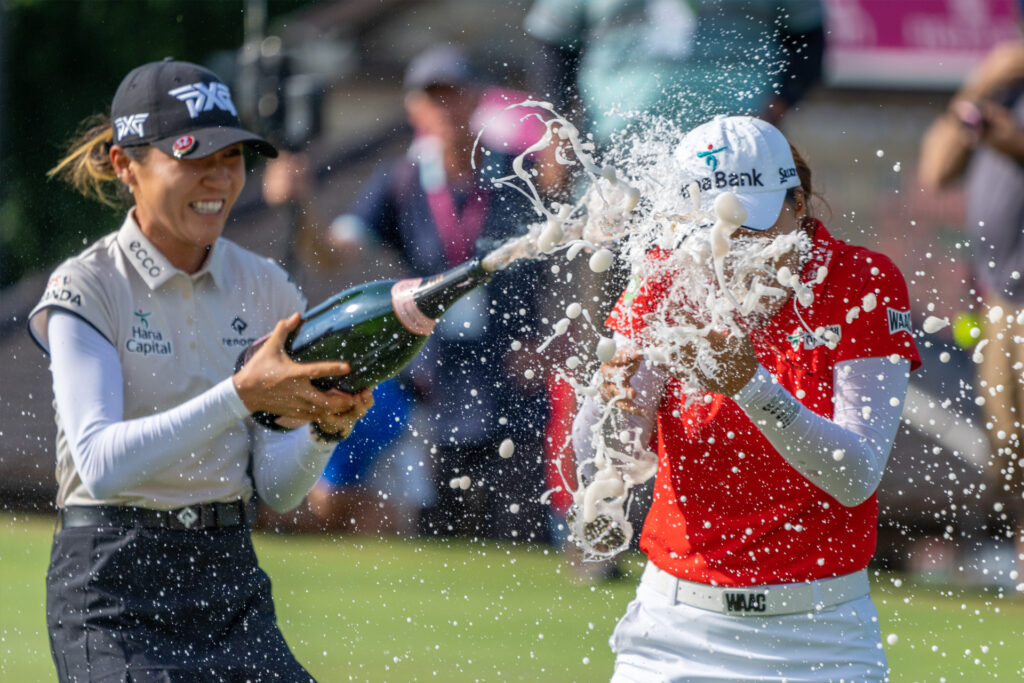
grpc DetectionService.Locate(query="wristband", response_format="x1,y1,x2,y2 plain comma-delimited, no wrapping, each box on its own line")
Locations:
309,421,349,444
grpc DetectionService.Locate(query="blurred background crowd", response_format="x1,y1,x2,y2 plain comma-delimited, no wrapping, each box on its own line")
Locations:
1,0,1023,588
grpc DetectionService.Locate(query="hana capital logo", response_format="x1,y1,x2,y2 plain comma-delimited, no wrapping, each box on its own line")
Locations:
127,310,171,356
697,143,728,171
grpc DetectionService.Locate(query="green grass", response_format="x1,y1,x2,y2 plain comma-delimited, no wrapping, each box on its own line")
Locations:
2,512,1022,682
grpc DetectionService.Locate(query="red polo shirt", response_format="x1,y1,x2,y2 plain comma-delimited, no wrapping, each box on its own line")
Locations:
607,222,921,586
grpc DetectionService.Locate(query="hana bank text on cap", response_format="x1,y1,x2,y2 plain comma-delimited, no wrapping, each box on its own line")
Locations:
111,58,277,160
676,115,800,231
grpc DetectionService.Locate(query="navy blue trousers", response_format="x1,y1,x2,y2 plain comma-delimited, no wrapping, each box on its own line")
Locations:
47,523,314,682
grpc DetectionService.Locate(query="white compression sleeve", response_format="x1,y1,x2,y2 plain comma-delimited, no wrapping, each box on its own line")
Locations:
733,357,910,507
251,425,335,513
47,310,249,500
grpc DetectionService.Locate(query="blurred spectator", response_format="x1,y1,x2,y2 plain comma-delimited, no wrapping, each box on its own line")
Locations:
919,37,1024,584
265,44,555,543
304,378,426,536
523,0,824,142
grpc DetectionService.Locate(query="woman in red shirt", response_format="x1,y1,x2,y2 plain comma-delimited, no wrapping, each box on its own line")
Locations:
575,116,920,682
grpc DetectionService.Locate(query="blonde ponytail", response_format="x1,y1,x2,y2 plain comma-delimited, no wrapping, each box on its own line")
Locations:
48,114,139,208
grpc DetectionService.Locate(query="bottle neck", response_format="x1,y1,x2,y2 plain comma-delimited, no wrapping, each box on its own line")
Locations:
413,258,493,316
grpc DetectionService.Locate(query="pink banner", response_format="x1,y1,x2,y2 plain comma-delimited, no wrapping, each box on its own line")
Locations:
825,0,1021,88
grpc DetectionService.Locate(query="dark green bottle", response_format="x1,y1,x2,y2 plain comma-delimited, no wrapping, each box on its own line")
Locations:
238,258,493,429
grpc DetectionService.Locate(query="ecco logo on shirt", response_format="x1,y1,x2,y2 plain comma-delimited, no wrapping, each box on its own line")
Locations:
681,168,764,198
724,591,767,613
887,308,911,335
128,241,162,278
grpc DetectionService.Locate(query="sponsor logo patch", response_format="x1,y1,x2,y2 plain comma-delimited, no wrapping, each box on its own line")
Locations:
114,113,149,140
760,389,801,429
696,143,728,171
887,307,911,335
724,591,767,613
41,275,82,307
168,81,238,119
681,167,764,197
128,240,162,278
778,166,798,184
222,316,256,348
126,313,172,356
176,506,199,529
787,324,842,351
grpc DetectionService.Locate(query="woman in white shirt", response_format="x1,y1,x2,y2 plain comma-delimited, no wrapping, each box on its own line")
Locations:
30,59,373,682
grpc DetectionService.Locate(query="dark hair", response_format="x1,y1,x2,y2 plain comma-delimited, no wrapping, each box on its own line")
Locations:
784,142,825,220
48,113,147,208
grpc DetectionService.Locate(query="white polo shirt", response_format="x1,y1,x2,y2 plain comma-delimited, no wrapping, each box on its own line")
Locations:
29,212,305,508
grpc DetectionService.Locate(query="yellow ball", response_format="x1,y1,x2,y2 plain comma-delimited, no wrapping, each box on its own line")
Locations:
951,311,982,348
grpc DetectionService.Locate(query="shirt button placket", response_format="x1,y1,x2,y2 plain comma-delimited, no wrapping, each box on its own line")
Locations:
184,283,197,353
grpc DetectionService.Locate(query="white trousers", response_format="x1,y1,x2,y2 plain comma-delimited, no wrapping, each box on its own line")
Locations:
610,582,889,683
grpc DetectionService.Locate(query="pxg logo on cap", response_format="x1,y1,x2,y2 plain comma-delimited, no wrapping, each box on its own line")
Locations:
677,115,800,231
168,81,238,120
110,58,276,160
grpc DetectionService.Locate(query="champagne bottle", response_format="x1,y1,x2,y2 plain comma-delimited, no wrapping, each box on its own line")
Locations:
238,258,493,429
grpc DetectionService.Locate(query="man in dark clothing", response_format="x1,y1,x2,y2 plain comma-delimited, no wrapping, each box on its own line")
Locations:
266,45,554,542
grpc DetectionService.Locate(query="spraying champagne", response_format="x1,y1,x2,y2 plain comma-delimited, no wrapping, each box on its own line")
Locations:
238,258,494,429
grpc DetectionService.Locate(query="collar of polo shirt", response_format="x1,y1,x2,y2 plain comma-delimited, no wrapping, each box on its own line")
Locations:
116,211,226,290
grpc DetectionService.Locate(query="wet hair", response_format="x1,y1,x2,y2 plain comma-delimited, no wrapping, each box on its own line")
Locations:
48,113,147,208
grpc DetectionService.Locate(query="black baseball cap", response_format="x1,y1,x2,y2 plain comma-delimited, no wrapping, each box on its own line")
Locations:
111,58,277,159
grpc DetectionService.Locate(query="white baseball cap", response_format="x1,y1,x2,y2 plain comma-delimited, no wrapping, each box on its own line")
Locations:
675,115,801,231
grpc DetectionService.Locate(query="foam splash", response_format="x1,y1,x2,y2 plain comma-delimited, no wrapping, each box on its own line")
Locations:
474,103,818,560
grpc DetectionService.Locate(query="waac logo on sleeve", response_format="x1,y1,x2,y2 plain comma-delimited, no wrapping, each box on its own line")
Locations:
887,308,911,335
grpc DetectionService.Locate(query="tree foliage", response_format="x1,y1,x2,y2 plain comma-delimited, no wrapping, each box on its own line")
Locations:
0,0,309,286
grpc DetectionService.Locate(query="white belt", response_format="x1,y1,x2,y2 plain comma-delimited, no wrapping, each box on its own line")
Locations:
641,562,870,617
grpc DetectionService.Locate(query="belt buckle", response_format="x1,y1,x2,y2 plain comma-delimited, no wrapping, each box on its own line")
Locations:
722,588,769,615
176,506,199,529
